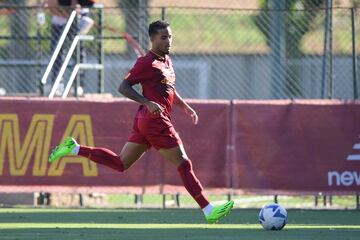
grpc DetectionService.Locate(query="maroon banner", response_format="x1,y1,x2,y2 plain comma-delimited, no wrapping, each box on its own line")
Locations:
0,97,230,190
233,100,360,193
0,98,359,194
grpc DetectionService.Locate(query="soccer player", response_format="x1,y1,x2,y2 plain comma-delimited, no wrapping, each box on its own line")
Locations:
49,20,234,223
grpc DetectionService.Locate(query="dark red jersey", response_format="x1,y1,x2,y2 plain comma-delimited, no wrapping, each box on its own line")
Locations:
125,51,176,119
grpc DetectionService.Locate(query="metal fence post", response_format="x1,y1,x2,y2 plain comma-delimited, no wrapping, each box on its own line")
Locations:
36,0,44,96
75,13,81,98
321,0,333,99
36,23,43,96
138,0,149,52
328,0,333,99
321,8,328,98
270,0,286,99
76,35,81,97
352,7,358,99
97,5,104,94
161,7,166,20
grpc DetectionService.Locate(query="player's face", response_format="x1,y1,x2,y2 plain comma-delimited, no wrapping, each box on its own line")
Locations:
151,27,172,55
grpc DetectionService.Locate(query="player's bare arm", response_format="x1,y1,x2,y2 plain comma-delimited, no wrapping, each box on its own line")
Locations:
118,80,164,115
174,90,198,125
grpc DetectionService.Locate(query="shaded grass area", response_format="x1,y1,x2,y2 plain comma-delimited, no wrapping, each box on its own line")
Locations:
0,208,359,240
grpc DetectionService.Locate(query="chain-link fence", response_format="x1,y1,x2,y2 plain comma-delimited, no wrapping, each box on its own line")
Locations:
0,4,360,99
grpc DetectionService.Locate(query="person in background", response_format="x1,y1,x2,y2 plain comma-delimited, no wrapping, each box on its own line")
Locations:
77,0,95,35
76,0,95,96
46,0,74,95
42,0,95,96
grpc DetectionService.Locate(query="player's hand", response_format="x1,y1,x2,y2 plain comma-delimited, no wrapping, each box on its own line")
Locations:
184,106,198,125
144,101,164,115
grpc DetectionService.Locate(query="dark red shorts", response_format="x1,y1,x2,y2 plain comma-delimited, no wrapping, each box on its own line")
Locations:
128,117,182,150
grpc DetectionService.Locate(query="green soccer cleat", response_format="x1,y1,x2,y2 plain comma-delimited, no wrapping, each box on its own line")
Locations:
206,200,234,224
48,137,78,163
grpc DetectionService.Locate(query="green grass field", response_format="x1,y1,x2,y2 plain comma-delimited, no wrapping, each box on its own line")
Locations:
0,208,359,240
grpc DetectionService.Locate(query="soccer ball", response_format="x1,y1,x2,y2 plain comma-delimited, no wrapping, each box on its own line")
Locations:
259,203,287,230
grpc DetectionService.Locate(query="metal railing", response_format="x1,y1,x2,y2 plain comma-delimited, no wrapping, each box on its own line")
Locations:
40,10,77,90
62,63,103,98
48,34,102,99
40,8,105,99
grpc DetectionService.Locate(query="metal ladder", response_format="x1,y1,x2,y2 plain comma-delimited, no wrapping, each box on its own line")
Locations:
40,10,103,99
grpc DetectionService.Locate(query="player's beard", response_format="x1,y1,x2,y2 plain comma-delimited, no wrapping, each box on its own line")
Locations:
163,46,171,55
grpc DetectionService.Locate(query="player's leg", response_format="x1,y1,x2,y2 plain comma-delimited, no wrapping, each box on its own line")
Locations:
77,141,148,171
158,145,209,207
119,142,148,170
158,144,234,223
48,137,147,172
49,117,150,171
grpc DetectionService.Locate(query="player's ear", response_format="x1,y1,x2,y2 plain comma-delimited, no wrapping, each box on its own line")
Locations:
149,34,156,42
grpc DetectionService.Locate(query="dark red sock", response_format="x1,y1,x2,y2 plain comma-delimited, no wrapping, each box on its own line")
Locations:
177,160,210,209
78,146,124,172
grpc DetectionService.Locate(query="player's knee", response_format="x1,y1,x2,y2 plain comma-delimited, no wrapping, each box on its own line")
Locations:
177,159,192,171
120,155,140,171
122,160,132,171
180,153,189,161
178,145,189,160
171,155,187,167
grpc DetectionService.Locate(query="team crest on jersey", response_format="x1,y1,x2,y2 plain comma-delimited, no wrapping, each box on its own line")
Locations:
160,67,175,86
161,78,174,85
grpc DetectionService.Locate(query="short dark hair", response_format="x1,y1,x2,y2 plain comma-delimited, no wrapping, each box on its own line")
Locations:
148,20,170,37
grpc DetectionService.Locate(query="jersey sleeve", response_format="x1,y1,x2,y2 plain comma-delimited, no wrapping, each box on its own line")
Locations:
124,58,152,84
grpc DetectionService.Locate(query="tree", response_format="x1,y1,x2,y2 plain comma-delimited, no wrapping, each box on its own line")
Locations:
1,0,30,60
254,0,325,57
253,0,325,98
0,0,31,93
117,0,149,57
